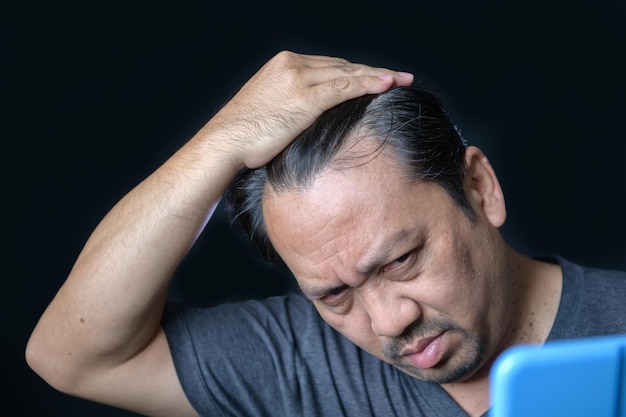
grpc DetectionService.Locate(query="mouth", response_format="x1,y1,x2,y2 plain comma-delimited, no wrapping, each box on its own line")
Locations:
400,332,446,369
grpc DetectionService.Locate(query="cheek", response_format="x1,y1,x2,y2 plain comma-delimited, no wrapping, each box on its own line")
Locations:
435,231,507,331
419,238,484,319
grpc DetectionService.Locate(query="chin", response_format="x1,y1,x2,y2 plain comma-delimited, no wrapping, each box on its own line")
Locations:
399,345,485,384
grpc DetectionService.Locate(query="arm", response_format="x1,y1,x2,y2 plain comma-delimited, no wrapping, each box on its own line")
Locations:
25,50,413,417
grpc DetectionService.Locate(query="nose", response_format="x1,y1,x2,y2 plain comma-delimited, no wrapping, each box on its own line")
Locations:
358,285,421,338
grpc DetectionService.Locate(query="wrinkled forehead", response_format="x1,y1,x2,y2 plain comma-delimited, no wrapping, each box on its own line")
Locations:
261,157,459,291
261,143,432,247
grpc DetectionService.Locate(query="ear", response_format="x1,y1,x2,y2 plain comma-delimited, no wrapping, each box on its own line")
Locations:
463,146,506,228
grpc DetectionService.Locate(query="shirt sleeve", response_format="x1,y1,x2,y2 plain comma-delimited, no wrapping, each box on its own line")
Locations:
162,294,334,416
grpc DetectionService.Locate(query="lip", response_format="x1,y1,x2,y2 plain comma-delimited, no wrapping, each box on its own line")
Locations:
400,332,445,356
400,332,446,369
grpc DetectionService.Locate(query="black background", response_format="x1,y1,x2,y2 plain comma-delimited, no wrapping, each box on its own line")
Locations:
5,1,626,415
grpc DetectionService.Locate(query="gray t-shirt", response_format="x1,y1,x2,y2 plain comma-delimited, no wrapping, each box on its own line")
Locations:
162,256,626,416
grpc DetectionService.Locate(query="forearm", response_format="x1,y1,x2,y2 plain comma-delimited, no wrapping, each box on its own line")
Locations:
27,128,241,384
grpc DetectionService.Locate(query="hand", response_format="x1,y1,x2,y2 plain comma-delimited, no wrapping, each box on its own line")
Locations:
203,50,414,169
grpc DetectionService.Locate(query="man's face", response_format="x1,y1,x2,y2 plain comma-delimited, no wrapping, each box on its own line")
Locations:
262,145,511,384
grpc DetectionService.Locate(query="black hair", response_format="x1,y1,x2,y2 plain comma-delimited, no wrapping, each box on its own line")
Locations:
225,85,473,264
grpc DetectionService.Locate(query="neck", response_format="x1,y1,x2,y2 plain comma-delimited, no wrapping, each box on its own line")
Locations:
441,250,563,417
502,250,563,347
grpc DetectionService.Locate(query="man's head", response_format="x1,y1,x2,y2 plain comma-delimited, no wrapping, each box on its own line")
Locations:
228,86,475,263
227,86,511,384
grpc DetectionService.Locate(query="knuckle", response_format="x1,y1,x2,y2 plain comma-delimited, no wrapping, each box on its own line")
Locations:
273,50,298,66
338,63,358,74
329,77,354,92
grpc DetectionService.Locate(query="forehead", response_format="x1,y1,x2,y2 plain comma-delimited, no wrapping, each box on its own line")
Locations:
261,150,457,280
263,150,408,240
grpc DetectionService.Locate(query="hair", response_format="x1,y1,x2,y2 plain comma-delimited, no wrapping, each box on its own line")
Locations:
225,85,473,265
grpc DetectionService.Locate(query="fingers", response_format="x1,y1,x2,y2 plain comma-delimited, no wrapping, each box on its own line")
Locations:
271,50,412,85
304,73,398,114
280,51,414,113
314,62,414,88
294,51,413,85
292,52,352,67
305,61,413,88
288,52,412,81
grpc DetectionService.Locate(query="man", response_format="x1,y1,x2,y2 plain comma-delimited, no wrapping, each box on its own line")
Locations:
26,51,626,417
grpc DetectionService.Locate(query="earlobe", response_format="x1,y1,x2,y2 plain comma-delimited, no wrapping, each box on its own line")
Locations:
463,146,507,228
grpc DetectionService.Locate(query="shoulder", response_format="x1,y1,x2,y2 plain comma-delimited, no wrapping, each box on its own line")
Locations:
549,255,626,339
164,292,320,331
162,292,340,356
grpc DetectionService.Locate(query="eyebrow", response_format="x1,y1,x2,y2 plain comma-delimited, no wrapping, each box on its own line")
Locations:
355,228,411,275
298,283,345,300
298,228,412,299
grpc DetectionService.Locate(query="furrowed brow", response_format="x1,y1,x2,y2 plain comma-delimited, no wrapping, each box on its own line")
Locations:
298,283,335,300
297,229,414,299
355,229,411,275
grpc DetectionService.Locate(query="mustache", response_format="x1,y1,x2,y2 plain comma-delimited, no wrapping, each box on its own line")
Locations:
382,317,456,360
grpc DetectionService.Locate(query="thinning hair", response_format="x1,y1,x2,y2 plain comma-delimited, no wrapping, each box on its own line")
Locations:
225,86,473,264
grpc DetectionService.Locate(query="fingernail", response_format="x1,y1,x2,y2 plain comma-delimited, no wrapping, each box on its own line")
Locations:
398,72,414,79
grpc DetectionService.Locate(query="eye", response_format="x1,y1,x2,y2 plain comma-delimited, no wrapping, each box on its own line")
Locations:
320,285,349,305
380,252,411,273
